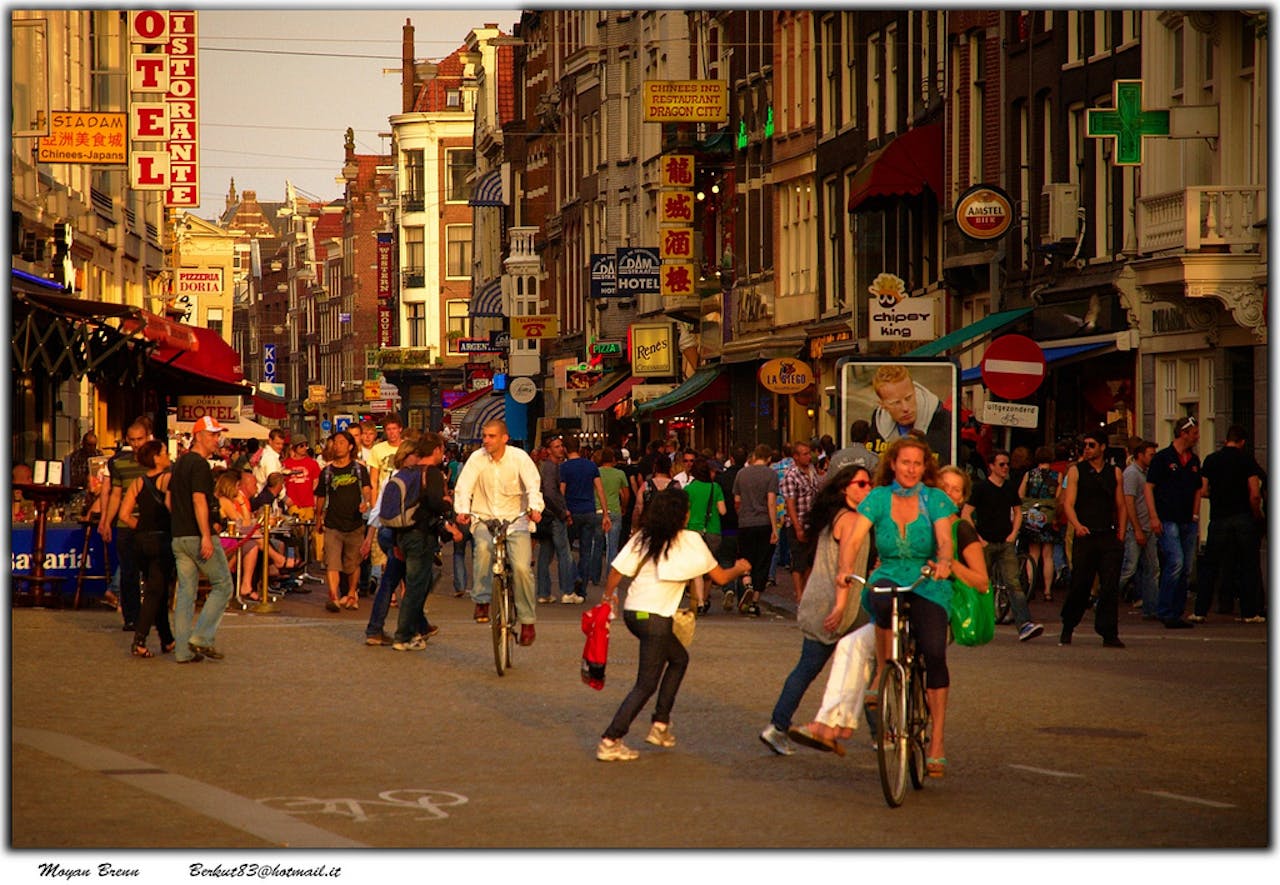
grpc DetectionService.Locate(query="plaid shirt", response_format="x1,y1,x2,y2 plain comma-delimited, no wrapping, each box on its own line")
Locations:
778,464,819,528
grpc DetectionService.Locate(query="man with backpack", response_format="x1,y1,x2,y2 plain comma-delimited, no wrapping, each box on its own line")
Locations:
383,433,460,651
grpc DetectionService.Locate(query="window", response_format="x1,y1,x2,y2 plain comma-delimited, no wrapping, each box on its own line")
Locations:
402,227,424,287
406,302,426,347
885,24,898,136
206,308,224,338
1172,24,1184,96
867,35,880,139
365,347,379,382
445,89,462,109
12,17,49,137
402,149,424,211
446,225,472,279
445,301,469,353
91,11,125,111
447,149,475,202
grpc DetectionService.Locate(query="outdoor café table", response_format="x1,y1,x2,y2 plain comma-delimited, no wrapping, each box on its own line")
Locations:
11,483,80,607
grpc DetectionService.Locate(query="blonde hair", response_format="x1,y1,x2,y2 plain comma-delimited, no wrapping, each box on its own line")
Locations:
871,364,912,398
937,465,971,501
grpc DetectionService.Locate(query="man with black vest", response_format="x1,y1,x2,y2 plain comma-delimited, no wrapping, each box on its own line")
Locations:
1059,428,1128,648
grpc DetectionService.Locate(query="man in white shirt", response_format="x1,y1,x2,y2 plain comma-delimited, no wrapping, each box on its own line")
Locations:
254,429,287,488
454,419,545,645
367,416,404,494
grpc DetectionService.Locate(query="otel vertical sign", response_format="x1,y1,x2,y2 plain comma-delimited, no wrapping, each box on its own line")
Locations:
128,10,199,207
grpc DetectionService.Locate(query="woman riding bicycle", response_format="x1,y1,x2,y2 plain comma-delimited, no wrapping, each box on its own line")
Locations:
836,436,955,777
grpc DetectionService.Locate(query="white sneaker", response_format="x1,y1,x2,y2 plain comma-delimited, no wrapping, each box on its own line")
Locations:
596,738,639,762
759,723,796,756
392,638,427,651
561,593,585,604
645,722,676,748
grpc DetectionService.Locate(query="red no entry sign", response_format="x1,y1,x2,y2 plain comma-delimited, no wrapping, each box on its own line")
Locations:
981,334,1046,400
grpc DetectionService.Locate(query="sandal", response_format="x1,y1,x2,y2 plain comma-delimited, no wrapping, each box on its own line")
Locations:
926,756,947,778
243,590,260,602
787,725,846,757
341,595,359,610
130,643,154,658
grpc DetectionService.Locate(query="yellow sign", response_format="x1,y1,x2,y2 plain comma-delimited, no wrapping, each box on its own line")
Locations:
363,380,382,400
308,384,327,403
659,190,695,225
176,395,240,423
660,227,695,261
643,80,729,123
660,154,695,187
174,267,224,296
631,323,675,377
660,263,697,298
758,358,814,395
511,314,559,339
37,111,128,164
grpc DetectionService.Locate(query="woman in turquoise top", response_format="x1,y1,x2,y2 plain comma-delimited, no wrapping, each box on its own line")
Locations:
836,436,956,774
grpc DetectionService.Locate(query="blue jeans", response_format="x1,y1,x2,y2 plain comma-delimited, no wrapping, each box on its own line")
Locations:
394,529,437,643
471,523,536,624
536,517,574,600
451,526,474,594
770,637,836,731
603,610,689,739
570,511,604,586
1120,527,1159,618
171,535,234,661
604,510,623,571
365,526,405,639
1156,521,1198,622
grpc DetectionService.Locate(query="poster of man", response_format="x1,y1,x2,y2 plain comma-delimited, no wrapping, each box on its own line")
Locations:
837,359,958,466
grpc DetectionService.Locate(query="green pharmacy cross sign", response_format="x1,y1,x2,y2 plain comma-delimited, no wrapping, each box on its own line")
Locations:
1086,80,1169,166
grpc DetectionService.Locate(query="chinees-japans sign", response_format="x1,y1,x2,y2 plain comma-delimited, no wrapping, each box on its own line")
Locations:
867,273,940,343
511,314,559,339
758,358,814,395
38,112,127,164
643,80,729,123
176,396,240,423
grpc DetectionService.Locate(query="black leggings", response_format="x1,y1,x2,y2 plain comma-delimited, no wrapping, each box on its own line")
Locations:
868,591,950,690
133,531,175,648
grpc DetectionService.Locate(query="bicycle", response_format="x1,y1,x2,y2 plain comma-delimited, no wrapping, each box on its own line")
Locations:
483,518,519,676
867,566,936,808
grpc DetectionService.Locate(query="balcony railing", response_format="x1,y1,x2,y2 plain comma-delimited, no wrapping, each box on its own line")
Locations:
401,266,425,288
1137,186,1264,255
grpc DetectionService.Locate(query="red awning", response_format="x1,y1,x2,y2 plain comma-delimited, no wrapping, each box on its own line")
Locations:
253,390,288,421
151,324,245,386
443,385,492,414
120,309,200,351
585,376,640,414
847,123,944,212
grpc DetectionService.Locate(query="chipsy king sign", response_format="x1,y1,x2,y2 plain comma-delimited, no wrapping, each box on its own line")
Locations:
867,273,939,343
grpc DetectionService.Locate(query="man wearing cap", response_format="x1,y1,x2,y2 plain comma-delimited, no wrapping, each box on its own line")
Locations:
170,416,236,663
1145,416,1203,630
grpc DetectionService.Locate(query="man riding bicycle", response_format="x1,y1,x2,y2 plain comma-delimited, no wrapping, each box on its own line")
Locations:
453,419,544,646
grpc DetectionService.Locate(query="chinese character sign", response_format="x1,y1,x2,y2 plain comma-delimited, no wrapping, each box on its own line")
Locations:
661,154,695,187
660,228,694,261
660,191,694,224
661,263,696,298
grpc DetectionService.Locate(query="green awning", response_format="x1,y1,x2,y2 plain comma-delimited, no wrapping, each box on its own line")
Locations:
906,306,1033,357
633,364,727,419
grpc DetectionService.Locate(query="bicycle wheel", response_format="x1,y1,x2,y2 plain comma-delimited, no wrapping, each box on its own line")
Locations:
875,662,910,808
907,657,929,790
492,574,510,676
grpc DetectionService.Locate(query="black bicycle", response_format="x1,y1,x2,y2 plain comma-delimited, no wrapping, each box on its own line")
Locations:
870,566,935,808
483,518,518,676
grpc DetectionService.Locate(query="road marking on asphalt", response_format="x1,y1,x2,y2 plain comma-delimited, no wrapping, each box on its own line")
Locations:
13,727,368,848
1007,764,1085,778
1144,790,1236,809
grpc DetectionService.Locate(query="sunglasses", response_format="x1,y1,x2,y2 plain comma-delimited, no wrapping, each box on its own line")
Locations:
848,480,871,488
1083,441,1100,449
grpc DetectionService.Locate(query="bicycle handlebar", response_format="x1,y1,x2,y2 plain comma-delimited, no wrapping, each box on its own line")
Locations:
866,565,935,595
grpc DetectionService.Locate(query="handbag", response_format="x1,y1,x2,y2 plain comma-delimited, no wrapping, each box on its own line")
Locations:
672,608,696,647
948,522,994,646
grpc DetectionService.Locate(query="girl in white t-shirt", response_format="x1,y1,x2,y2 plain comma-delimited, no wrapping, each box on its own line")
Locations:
598,486,750,761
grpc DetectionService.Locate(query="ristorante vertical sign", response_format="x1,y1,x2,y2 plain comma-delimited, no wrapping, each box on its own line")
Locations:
376,232,394,347
128,10,198,207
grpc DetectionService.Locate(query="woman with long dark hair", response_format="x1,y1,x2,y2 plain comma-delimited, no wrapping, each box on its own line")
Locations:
759,465,875,754
118,440,176,657
597,486,751,761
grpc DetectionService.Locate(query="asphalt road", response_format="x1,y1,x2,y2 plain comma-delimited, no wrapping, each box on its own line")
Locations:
7,562,1270,864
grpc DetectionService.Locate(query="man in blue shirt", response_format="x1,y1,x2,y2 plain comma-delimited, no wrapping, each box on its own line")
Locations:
559,438,612,602
1145,416,1203,629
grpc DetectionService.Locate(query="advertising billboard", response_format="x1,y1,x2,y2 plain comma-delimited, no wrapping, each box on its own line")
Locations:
836,358,959,466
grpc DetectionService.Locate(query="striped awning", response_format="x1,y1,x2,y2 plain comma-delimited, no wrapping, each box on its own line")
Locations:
468,167,506,207
457,393,506,443
469,276,504,318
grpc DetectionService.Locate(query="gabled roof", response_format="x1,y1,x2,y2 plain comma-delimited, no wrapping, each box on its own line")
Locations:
413,45,468,113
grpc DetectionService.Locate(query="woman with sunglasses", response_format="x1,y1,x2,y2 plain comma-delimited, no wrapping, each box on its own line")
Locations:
759,464,876,755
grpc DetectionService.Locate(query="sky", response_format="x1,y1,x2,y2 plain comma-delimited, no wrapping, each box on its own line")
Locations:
195,5,518,217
